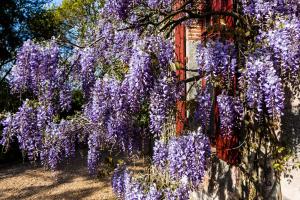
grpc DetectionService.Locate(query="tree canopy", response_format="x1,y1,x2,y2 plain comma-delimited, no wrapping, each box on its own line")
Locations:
0,0,62,65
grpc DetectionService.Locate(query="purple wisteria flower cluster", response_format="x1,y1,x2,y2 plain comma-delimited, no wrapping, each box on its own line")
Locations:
111,130,210,199
0,100,79,169
11,40,71,111
82,35,175,172
152,139,168,169
79,47,96,99
84,79,132,173
103,0,132,20
112,164,191,200
217,94,243,136
11,40,58,96
167,131,211,188
84,79,110,123
3,1,300,200
127,36,174,111
241,0,300,18
150,74,177,135
0,100,41,161
245,55,284,117
95,21,138,65
40,119,79,169
262,15,300,80
196,40,237,81
194,87,213,133
152,129,211,189
3,24,176,174
112,164,128,198
127,47,153,111
87,131,101,174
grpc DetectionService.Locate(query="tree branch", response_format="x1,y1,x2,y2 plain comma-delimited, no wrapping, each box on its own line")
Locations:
0,67,13,84
181,74,204,83
0,58,14,70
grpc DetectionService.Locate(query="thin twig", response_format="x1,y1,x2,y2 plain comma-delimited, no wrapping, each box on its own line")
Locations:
181,74,205,83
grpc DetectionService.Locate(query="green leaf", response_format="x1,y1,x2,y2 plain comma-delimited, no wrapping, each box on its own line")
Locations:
277,147,285,153
175,62,182,70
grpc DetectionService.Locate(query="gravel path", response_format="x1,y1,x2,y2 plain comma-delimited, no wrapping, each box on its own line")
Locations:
0,155,115,200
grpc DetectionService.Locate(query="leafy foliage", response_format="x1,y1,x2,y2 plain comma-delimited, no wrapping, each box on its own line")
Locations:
0,0,60,65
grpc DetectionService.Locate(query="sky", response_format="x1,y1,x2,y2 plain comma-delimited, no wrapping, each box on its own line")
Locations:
53,0,63,6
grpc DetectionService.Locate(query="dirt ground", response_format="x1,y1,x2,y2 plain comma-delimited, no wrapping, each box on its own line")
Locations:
0,155,116,200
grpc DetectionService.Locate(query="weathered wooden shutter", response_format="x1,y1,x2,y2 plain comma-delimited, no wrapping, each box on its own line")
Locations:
174,0,187,136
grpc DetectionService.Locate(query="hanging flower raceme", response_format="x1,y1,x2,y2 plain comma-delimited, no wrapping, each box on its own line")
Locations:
11,40,60,98
262,15,300,80
123,170,147,200
91,20,140,66
10,40,72,113
83,80,111,174
59,120,77,159
41,123,62,169
152,129,211,189
126,42,158,113
0,113,15,149
112,164,128,198
142,36,174,70
11,40,41,94
168,131,210,188
39,119,80,170
87,131,102,174
59,82,72,111
107,79,134,153
112,30,137,64
152,140,168,170
196,40,237,81
0,100,42,162
245,55,284,118
84,79,110,124
194,87,213,133
83,78,135,161
1,101,82,170
122,36,174,113
217,94,243,136
79,47,97,99
149,74,177,135
37,103,54,131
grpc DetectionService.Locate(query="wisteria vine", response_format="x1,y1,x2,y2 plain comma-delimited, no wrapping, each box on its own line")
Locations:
0,1,299,200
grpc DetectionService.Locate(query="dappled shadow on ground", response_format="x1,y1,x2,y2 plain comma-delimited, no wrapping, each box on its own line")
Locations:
43,188,100,200
0,151,115,200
